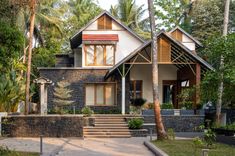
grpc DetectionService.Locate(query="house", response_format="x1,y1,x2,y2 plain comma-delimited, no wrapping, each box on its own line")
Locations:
38,11,213,114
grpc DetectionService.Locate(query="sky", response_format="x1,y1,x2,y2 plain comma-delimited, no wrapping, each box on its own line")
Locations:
97,0,148,13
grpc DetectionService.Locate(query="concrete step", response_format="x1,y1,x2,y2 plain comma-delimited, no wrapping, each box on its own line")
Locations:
95,122,126,124
95,118,125,122
84,131,131,135
94,123,128,127
84,135,131,138
84,126,129,129
84,128,130,132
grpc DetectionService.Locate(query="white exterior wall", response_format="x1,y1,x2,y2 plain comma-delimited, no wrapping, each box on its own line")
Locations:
82,20,143,68
182,34,195,51
130,64,178,103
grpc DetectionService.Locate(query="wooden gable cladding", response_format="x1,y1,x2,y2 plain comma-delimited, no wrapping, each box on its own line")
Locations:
171,29,183,42
157,37,171,63
98,15,112,30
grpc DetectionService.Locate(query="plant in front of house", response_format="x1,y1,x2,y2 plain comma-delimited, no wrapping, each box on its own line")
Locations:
167,128,175,140
130,98,146,115
128,118,143,129
81,106,94,117
53,81,74,114
178,87,195,110
161,103,174,109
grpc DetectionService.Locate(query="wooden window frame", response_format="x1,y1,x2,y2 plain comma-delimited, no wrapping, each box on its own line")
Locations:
130,80,143,99
84,44,115,66
85,83,117,106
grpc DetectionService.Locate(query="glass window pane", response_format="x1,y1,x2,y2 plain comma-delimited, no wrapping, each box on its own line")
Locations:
86,85,94,105
105,84,114,105
96,85,104,105
96,45,104,65
86,45,95,65
106,45,114,65
136,81,142,91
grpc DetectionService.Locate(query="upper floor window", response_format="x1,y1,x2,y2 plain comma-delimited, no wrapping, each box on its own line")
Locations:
98,15,112,30
85,44,115,66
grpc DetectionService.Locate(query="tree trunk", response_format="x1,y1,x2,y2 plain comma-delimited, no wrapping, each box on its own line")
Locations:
25,0,36,115
216,0,230,124
148,0,167,139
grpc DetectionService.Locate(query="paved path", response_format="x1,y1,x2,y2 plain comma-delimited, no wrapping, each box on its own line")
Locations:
0,137,153,156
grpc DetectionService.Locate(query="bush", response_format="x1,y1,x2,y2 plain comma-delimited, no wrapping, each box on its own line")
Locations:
81,106,94,117
128,118,143,129
167,128,175,140
130,98,146,107
0,146,18,156
161,103,174,109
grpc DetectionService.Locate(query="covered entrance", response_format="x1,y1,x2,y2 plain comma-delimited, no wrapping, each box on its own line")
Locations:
105,31,213,114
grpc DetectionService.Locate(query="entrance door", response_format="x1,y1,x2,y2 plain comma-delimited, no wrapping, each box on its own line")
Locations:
162,80,178,108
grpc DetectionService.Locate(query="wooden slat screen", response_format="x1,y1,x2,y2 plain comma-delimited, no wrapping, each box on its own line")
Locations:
98,15,105,29
97,15,112,30
171,29,182,42
158,38,171,62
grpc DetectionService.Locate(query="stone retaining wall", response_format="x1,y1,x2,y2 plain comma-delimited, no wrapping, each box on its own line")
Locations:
143,115,204,133
2,115,85,137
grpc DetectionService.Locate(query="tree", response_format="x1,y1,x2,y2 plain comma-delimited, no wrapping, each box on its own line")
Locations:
216,0,231,124
53,81,74,113
191,0,223,42
148,0,167,139
154,0,194,32
25,0,36,115
110,0,150,39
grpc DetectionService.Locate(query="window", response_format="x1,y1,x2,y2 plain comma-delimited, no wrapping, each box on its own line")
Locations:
130,80,143,100
85,45,115,66
98,15,112,30
85,83,116,106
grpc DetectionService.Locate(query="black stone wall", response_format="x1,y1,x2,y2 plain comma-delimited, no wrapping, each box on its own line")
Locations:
143,115,204,133
2,115,84,137
39,69,130,113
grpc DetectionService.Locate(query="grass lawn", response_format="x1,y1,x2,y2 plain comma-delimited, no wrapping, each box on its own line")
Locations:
152,140,235,156
1,151,39,156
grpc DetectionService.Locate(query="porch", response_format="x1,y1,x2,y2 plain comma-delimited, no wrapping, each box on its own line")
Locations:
105,31,213,114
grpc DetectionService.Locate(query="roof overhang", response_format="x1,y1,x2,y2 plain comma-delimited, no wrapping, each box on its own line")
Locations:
70,10,145,49
105,31,214,79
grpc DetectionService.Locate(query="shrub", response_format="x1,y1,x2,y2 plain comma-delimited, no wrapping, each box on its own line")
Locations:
131,98,146,107
161,103,174,109
128,118,143,129
81,106,94,117
0,146,18,155
167,128,175,140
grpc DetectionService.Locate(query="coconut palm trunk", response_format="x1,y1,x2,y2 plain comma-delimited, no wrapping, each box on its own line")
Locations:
148,0,167,139
25,0,36,115
216,0,230,124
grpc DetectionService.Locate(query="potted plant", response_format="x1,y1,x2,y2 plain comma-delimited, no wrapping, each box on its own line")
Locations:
130,98,146,115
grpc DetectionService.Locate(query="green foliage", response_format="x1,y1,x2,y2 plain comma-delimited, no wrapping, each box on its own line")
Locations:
0,71,25,112
167,128,175,140
128,118,143,129
53,81,74,114
204,128,216,147
110,0,150,39
177,87,195,109
0,20,24,73
161,103,174,109
191,0,223,42
201,34,235,108
154,0,193,31
81,106,94,117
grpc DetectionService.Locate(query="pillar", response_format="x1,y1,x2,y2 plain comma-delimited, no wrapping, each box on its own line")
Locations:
195,63,201,107
122,76,125,115
40,84,47,115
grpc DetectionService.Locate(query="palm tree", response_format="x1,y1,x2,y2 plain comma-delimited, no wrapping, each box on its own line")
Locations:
110,0,150,39
148,0,167,139
216,0,230,124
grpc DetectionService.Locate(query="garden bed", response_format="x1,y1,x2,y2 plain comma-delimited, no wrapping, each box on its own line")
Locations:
152,140,235,156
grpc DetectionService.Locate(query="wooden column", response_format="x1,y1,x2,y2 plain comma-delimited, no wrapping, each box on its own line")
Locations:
195,63,201,108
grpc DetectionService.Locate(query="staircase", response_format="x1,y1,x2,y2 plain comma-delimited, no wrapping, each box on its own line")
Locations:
83,115,131,138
